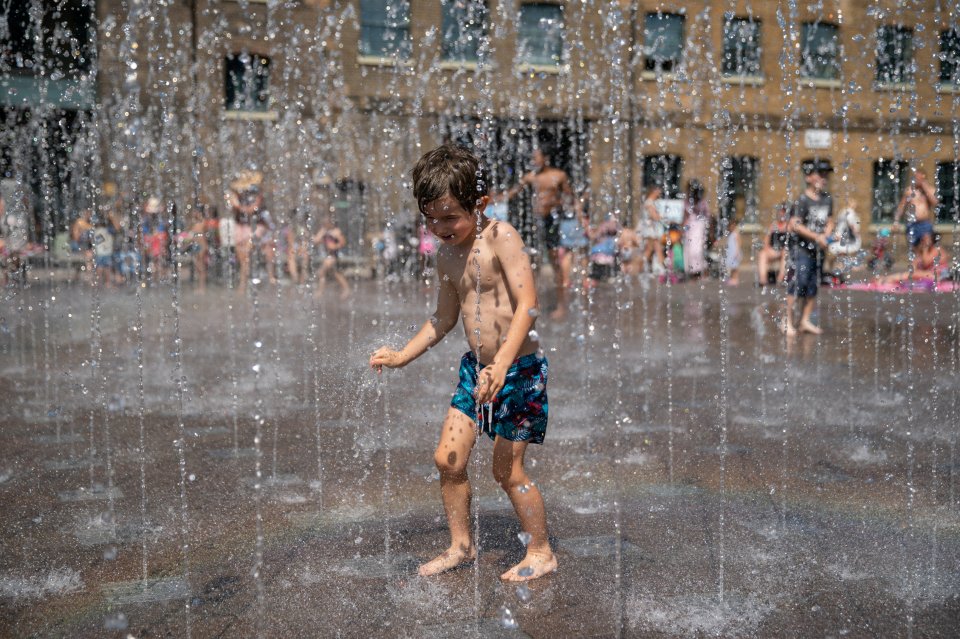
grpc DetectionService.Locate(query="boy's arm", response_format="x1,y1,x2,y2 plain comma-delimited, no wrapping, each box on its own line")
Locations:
475,225,538,404
504,173,531,201
370,273,459,371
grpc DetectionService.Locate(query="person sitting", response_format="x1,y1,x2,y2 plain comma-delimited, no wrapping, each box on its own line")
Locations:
879,228,952,288
757,203,790,286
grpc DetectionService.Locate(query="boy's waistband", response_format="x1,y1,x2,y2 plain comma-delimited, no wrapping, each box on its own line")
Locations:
462,351,543,370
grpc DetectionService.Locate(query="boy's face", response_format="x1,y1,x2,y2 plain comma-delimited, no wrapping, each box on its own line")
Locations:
422,194,482,246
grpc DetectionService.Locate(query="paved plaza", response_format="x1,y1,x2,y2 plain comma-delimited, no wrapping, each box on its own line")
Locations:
1,278,958,637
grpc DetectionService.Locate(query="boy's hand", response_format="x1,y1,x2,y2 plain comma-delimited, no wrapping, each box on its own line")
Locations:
474,364,507,405
369,347,406,373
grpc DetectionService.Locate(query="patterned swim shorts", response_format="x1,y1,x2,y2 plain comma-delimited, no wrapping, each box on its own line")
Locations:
450,351,548,444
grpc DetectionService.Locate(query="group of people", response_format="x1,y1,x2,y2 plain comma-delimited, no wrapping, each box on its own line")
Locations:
64,172,352,299
478,148,954,335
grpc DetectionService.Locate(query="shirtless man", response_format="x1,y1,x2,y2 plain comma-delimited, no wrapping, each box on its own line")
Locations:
504,147,583,320
894,170,939,249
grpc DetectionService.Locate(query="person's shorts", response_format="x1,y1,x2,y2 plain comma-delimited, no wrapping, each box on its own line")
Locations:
786,251,820,298
94,254,114,269
450,351,548,444
906,220,934,247
542,210,563,251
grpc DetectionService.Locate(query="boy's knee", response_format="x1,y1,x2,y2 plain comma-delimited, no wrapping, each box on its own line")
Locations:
434,448,467,477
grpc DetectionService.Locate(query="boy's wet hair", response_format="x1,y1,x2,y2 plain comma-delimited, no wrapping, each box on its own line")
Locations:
412,143,488,215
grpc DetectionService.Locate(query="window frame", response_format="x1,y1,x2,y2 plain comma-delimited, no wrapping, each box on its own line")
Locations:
642,154,683,199
875,24,915,87
358,0,413,61
938,28,960,87
516,2,565,68
642,12,686,74
799,21,840,81
871,159,909,223
721,15,762,78
224,52,271,113
719,156,760,225
440,0,488,63
935,161,959,224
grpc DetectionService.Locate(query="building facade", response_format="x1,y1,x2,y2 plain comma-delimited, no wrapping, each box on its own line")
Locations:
3,0,958,258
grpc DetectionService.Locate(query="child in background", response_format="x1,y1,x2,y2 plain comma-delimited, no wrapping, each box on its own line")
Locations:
370,144,556,582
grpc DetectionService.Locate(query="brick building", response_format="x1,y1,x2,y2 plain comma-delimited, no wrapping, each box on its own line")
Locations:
3,0,959,259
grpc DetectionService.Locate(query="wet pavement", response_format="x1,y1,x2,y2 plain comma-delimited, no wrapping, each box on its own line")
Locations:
1,275,959,637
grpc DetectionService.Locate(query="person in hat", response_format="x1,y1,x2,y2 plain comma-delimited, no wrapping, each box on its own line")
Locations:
782,160,834,336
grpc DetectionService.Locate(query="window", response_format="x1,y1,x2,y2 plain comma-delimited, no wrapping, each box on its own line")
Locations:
441,0,487,62
800,22,839,80
518,3,563,67
224,53,270,112
876,25,914,85
722,16,761,77
642,155,682,198
643,12,684,73
359,0,412,60
872,159,908,223
939,28,960,86
720,156,759,224
936,162,959,223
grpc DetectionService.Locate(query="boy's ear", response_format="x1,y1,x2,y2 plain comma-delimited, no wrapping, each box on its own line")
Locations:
475,195,490,214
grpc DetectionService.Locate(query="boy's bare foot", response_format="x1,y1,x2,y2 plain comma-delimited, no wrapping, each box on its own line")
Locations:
500,552,558,582
418,544,476,577
799,321,823,335
780,321,797,337
339,289,352,301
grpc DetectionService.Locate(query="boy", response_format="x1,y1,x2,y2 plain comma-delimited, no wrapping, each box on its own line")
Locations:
782,160,834,336
370,144,557,582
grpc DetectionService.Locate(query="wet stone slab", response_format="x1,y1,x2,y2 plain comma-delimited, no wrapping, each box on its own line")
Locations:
412,619,532,639
31,432,85,445
43,457,101,471
205,447,258,459
330,553,420,579
559,535,644,558
185,425,232,437
58,486,124,502
103,577,189,605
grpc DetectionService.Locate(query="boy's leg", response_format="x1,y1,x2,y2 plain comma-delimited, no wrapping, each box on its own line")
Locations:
492,436,557,581
782,295,797,336
419,407,478,576
799,296,822,334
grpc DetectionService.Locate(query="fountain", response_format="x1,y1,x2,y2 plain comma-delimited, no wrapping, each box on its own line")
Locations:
0,1,959,637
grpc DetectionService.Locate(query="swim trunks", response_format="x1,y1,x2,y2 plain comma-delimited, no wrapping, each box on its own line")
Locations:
542,209,563,251
450,351,548,444
906,220,934,247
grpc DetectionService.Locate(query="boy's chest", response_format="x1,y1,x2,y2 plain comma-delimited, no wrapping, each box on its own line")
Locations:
447,247,502,298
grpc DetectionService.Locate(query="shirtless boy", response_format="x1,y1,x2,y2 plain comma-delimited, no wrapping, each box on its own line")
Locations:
505,147,583,320
370,144,557,582
894,170,938,248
